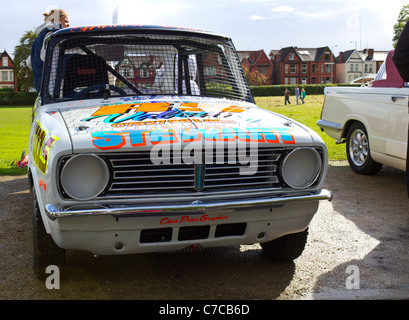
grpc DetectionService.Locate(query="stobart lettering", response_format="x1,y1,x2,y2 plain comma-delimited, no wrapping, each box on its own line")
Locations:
91,126,295,150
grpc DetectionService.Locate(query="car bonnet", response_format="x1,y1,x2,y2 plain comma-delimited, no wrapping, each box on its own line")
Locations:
57,97,316,153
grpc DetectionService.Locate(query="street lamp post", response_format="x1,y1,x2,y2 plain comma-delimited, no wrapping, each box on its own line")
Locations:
331,45,338,84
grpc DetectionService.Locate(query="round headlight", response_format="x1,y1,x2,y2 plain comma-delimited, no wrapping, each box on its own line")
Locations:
281,148,322,189
61,155,109,200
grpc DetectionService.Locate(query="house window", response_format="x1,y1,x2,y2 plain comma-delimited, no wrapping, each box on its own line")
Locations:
326,64,331,73
290,77,297,85
290,64,296,74
312,65,316,73
320,64,324,73
350,64,354,72
257,66,268,75
302,77,307,84
140,65,148,78
120,67,133,78
302,64,307,73
325,53,330,61
364,64,368,73
204,66,216,76
369,64,373,73
355,64,358,72
1,71,8,81
285,64,289,74
2,57,7,67
289,53,294,61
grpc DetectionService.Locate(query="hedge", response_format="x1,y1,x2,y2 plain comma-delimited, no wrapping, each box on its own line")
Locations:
0,84,362,105
0,92,38,106
250,83,361,97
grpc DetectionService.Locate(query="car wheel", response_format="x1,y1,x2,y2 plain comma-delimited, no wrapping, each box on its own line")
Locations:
260,228,308,261
346,122,382,175
31,186,66,280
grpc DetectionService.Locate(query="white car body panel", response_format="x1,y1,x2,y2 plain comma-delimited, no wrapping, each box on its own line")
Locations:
28,25,331,256
318,57,408,172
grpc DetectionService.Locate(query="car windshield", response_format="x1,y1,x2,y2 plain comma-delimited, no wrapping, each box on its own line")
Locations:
41,29,253,104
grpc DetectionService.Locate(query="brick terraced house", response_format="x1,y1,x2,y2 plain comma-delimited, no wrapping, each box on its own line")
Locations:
0,51,17,91
270,46,337,85
237,50,273,85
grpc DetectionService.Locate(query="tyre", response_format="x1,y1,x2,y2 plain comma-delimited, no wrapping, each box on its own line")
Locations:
346,122,382,175
260,228,308,261
31,187,66,280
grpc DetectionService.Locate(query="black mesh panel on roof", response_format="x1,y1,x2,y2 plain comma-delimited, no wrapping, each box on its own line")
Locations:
43,32,253,103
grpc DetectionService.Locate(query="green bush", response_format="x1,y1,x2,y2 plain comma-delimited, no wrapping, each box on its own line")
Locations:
250,83,361,97
0,92,38,106
0,87,15,92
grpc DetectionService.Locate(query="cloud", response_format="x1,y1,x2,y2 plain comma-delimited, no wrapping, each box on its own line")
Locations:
271,5,295,13
249,15,267,20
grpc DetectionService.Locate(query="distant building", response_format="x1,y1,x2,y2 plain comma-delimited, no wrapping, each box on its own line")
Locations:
237,50,273,85
336,49,388,83
0,51,17,91
270,46,337,85
116,54,162,89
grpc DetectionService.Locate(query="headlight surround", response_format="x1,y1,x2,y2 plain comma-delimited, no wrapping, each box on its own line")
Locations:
60,154,109,200
280,148,322,189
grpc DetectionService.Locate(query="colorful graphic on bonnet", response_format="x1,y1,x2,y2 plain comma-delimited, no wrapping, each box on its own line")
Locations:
86,102,295,149
81,102,245,124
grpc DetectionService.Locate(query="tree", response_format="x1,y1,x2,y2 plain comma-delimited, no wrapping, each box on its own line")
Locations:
13,30,36,91
393,4,409,47
243,67,268,86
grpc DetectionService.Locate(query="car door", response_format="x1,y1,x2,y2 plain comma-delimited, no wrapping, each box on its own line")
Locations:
386,87,409,160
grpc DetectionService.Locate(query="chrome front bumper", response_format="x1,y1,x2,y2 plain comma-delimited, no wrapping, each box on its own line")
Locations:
45,189,332,219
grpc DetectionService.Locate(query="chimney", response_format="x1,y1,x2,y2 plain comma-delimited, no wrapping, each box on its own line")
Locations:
368,49,374,58
339,51,344,63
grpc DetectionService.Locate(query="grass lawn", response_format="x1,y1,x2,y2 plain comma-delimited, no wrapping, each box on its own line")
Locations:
0,106,32,175
255,95,346,161
0,95,345,175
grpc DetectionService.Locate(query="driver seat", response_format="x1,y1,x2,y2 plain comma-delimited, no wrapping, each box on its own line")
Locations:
62,54,109,98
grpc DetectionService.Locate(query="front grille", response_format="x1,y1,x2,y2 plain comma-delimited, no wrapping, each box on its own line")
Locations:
101,147,285,198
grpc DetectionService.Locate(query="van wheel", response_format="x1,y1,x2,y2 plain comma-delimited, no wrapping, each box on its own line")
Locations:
31,187,66,280
260,229,308,261
346,122,382,175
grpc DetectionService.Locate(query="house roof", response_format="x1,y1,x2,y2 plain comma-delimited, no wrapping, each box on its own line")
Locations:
276,46,331,62
237,50,271,66
116,54,163,69
338,49,388,64
0,50,14,69
337,49,355,63
358,50,388,62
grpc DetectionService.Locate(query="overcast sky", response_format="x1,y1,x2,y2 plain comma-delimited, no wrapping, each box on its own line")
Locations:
1,0,408,57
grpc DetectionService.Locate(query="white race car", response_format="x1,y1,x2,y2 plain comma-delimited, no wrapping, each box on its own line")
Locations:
29,25,331,278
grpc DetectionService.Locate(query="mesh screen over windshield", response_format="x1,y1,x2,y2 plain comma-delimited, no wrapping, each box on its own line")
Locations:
43,32,252,103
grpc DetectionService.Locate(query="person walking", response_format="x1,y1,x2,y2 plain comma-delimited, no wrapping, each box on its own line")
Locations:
295,86,299,105
300,88,306,104
284,88,291,105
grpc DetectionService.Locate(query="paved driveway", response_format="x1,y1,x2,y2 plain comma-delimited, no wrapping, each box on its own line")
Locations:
0,161,408,299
